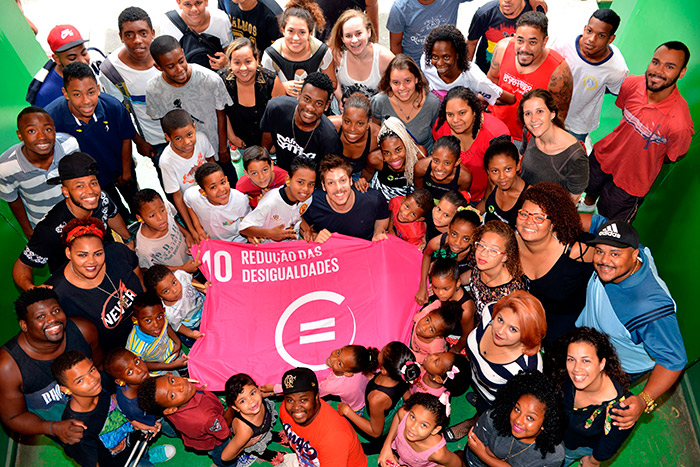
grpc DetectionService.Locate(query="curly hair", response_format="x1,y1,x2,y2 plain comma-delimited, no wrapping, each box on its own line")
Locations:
52,350,90,387
280,0,325,34
423,24,469,73
549,327,629,390
377,54,429,99
61,217,106,247
346,345,380,375
329,9,376,53
518,88,564,130
133,188,163,217
490,370,564,458
103,348,136,380
381,341,420,384
302,71,334,100
14,287,60,322
137,376,166,415
406,188,434,218
472,220,522,278
520,182,583,245
436,86,483,139
143,264,173,293
404,392,449,429
225,373,258,408
319,153,353,181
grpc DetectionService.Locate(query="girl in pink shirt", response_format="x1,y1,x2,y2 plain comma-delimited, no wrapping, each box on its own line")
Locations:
410,301,461,364
410,352,470,399
321,345,378,414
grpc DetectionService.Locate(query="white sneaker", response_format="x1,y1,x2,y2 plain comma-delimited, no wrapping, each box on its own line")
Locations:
577,196,597,214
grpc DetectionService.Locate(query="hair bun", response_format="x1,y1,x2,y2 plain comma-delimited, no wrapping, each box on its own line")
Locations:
400,361,421,384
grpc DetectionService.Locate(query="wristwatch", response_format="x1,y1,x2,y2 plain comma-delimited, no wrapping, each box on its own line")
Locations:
638,391,657,413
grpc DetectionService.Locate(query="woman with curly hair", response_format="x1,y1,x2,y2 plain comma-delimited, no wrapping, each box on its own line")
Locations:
464,369,565,467
371,54,441,152
421,24,508,106
552,327,634,467
463,220,526,325
432,87,510,202
515,182,595,342
45,217,144,352
260,0,337,97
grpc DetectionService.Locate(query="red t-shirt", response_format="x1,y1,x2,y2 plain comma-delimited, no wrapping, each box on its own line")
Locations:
236,165,289,208
389,196,426,247
433,113,511,201
489,41,563,140
166,390,230,451
593,75,694,197
280,399,367,467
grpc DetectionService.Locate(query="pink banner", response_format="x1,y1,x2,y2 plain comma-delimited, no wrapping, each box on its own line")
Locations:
189,235,422,390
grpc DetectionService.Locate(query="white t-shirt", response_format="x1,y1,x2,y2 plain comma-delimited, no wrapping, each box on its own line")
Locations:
164,269,204,331
239,186,312,239
135,201,191,269
99,47,165,144
160,8,233,49
160,131,215,195
551,35,628,134
421,53,503,105
183,185,250,242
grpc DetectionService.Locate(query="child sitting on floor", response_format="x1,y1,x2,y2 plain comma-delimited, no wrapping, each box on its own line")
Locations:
126,292,188,376
133,188,200,272
184,162,250,242
220,374,286,465
387,188,433,248
236,146,288,208
158,109,215,241
410,351,470,399
137,374,232,466
239,156,316,242
410,301,462,364
144,264,205,347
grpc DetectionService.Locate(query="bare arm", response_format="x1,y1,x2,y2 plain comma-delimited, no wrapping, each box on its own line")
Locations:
416,235,440,304
547,60,573,122
118,140,133,185
467,39,479,63
133,133,156,158
13,258,36,291
365,0,379,38
378,409,404,467
216,108,229,163
172,191,198,242
430,445,465,467
338,390,392,438
486,40,507,85
413,158,428,188
261,132,274,152
389,32,403,56
8,198,33,238
72,317,104,368
106,214,134,249
458,164,473,193
220,420,254,462
240,225,296,242
186,205,208,241
271,77,286,98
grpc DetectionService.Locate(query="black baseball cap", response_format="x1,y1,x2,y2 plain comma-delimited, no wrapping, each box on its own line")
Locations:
281,368,318,395
588,219,639,249
47,152,99,185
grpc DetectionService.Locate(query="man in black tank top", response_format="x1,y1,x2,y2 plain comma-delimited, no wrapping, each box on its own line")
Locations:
0,288,101,444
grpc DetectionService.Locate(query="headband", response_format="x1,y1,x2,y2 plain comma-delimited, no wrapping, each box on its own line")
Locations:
456,205,483,223
66,224,104,244
439,392,451,416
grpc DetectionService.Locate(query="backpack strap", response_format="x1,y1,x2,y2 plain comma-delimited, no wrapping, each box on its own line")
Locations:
25,59,56,104
99,58,145,138
166,10,189,34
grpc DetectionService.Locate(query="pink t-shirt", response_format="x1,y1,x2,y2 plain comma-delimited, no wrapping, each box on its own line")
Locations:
409,369,448,398
391,414,446,467
410,305,447,364
594,75,693,196
319,371,369,412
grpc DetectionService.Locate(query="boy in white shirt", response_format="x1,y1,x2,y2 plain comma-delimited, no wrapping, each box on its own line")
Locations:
240,156,316,242
184,162,250,242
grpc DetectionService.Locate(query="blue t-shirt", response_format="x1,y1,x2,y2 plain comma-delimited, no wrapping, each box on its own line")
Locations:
34,67,64,108
46,93,136,186
386,0,471,63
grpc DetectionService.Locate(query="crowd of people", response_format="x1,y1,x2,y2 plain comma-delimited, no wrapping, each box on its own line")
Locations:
0,0,693,466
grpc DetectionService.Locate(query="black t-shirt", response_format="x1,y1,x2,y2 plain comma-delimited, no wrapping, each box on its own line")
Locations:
467,0,534,73
20,192,118,273
260,96,342,172
218,0,282,52
302,187,389,240
45,242,142,353
316,0,366,42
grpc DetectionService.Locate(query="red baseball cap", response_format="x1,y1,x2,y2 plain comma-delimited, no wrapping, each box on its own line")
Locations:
47,24,88,53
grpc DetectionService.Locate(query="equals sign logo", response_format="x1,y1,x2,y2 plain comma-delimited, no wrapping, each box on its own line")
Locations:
299,318,335,344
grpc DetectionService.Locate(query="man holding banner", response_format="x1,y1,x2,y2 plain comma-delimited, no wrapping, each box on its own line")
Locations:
301,154,389,242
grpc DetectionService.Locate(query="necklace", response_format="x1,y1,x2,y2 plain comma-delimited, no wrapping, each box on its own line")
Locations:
392,93,420,121
291,115,318,155
69,263,128,310
504,437,534,460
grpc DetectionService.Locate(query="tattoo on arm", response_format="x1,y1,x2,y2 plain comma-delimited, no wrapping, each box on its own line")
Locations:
487,44,503,84
548,62,573,121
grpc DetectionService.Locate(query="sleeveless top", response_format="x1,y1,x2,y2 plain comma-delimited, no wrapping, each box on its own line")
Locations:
339,126,372,176
3,319,91,421
337,46,382,100
371,163,412,202
428,287,470,337
235,398,278,456
491,41,564,139
483,183,529,227
392,414,446,467
220,67,277,147
524,242,594,343
436,233,475,276
424,163,463,201
263,38,329,83
468,273,525,324
364,375,405,437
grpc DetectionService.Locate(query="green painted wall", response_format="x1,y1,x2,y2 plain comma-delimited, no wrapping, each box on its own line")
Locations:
590,0,700,363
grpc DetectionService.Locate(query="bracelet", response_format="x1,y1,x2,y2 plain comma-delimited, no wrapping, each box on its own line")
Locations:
48,421,54,436
124,235,135,243
638,391,657,413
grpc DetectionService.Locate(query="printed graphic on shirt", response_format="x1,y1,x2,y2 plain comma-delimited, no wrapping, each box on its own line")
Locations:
102,281,137,329
623,107,667,149
275,134,318,159
283,423,320,467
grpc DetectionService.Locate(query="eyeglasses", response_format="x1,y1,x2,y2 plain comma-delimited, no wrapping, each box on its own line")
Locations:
517,209,549,224
474,241,506,258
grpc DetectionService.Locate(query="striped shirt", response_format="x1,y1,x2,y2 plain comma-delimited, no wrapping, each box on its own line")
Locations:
0,133,78,227
126,321,177,376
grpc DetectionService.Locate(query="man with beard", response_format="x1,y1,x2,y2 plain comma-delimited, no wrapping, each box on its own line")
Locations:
301,154,389,242
576,220,686,430
582,42,693,221
486,11,573,143
0,288,101,443
12,152,131,291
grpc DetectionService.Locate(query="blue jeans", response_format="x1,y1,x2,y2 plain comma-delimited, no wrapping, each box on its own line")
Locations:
564,445,594,466
569,131,589,143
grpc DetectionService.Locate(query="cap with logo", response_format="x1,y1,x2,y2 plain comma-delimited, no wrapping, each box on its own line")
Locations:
281,368,318,395
588,219,639,249
47,152,99,185
47,24,88,53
